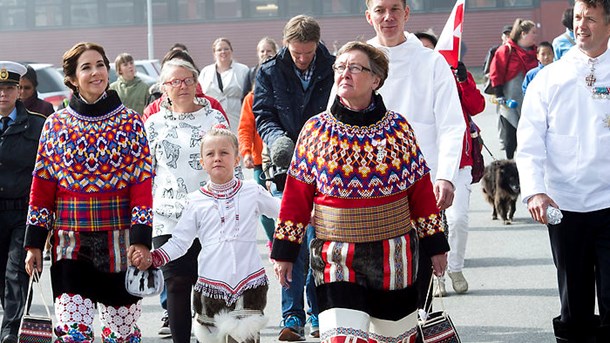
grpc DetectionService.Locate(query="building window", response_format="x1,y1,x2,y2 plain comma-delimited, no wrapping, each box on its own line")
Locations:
250,0,279,17
214,0,243,19
35,0,63,27
504,0,533,6
467,0,497,8
428,0,455,11
178,0,206,20
70,1,99,26
0,0,26,29
106,1,136,25
151,0,170,23
408,0,425,11
322,0,352,15
286,0,315,16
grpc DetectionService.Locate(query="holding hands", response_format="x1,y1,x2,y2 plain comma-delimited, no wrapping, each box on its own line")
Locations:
128,244,153,270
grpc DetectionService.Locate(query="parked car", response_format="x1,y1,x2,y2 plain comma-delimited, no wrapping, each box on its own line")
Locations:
28,63,71,109
108,66,157,86
135,59,161,80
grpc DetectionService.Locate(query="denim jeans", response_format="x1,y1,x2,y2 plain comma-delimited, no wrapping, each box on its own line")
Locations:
254,165,276,242
281,225,318,323
271,186,318,324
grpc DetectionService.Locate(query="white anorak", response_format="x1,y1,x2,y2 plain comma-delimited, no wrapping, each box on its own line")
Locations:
516,47,610,212
156,180,280,305
366,32,465,184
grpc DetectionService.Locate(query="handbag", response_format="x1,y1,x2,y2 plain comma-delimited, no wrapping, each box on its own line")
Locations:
417,276,461,343
468,118,485,184
18,270,53,343
125,265,164,297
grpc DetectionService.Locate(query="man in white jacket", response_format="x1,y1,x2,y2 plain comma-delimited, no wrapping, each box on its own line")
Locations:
364,0,465,306
516,1,610,341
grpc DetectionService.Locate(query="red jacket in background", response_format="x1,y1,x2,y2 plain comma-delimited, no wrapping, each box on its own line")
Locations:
489,39,538,88
456,71,485,169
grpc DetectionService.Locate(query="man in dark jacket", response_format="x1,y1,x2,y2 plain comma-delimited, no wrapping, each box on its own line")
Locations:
253,15,334,341
0,61,46,343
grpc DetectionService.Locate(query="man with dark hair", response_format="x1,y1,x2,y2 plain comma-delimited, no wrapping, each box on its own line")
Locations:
552,7,576,60
516,1,610,341
0,61,46,343
254,14,335,341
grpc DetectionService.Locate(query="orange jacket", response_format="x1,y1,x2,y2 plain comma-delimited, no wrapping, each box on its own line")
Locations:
238,91,263,166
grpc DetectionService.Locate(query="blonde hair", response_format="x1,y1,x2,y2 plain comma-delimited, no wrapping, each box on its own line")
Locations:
200,126,239,156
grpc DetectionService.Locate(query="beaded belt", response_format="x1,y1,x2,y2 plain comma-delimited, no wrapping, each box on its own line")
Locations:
313,197,412,243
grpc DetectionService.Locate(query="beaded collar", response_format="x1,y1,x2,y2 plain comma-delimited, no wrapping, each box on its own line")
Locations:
201,178,241,199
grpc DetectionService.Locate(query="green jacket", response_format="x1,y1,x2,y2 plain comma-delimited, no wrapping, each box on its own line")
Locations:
110,76,149,114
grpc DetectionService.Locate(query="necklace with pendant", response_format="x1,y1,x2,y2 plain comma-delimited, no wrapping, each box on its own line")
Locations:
586,58,597,87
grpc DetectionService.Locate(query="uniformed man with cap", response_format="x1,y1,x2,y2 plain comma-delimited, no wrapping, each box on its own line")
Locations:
0,61,46,343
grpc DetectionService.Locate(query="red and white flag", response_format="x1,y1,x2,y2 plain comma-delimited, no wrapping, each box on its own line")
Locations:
435,0,465,68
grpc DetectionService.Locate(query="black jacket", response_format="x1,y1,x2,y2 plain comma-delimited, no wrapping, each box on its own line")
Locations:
253,44,335,146
0,101,46,204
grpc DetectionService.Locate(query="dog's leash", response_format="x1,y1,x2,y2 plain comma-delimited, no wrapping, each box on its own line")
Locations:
481,139,497,161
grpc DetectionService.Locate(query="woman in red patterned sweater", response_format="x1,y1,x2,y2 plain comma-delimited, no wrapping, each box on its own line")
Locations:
23,42,154,343
271,41,449,343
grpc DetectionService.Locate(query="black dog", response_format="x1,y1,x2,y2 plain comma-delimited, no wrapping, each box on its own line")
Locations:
481,159,520,224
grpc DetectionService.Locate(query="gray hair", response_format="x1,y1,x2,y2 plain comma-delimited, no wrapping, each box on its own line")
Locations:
158,59,199,85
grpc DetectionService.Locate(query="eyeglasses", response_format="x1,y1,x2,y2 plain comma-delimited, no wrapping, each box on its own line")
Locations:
163,77,197,88
332,63,372,74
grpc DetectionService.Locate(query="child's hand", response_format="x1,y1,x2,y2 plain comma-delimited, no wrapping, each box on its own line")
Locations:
128,244,152,270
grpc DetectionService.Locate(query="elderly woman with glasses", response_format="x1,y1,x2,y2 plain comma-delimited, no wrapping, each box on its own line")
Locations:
272,41,449,343
144,58,229,343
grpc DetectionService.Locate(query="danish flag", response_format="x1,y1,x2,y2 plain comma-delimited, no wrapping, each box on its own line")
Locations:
435,0,465,68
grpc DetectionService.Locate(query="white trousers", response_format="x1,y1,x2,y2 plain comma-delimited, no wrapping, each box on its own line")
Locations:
446,167,472,272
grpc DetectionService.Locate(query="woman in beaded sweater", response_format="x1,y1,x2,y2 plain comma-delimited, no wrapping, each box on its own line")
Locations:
272,41,449,343
23,42,154,343
144,58,229,343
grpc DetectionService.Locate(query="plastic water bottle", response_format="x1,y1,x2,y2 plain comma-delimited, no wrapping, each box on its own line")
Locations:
547,206,563,225
491,97,518,109
504,99,518,109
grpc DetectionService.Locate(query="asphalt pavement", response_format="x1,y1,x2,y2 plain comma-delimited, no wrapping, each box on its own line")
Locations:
4,92,559,342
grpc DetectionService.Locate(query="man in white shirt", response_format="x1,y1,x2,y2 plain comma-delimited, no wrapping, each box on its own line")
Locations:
364,0,465,308
516,1,610,341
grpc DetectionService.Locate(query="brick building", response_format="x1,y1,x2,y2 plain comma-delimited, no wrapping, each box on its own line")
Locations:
0,0,573,70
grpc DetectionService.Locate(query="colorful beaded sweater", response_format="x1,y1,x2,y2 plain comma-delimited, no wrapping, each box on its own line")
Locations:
271,94,448,262
25,91,154,250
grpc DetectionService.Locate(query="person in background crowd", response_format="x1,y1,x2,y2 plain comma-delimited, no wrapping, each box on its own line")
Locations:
170,43,188,52
272,40,449,343
552,7,575,61
482,25,513,83
516,1,610,341
242,37,279,98
489,18,538,159
238,37,278,249
110,53,149,114
522,41,554,95
414,31,486,297
23,42,153,343
199,38,249,134
19,65,54,116
0,61,45,343
364,0,465,311
145,59,229,343
142,48,225,122
253,14,335,341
